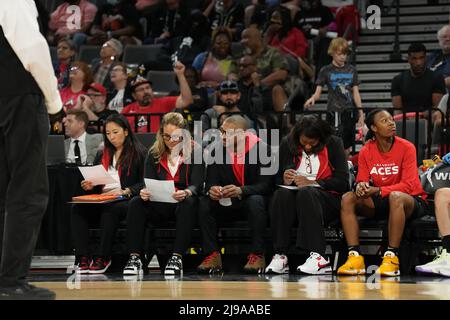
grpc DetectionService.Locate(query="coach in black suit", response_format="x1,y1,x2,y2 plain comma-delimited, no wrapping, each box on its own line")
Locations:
0,0,63,299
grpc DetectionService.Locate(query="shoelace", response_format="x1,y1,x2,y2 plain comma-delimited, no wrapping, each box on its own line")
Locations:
93,257,105,266
126,256,140,268
168,256,182,268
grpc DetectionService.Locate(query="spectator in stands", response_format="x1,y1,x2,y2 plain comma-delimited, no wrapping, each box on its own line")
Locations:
169,65,209,113
144,0,190,45
108,62,133,113
144,9,211,71
86,0,142,46
236,54,270,114
294,0,335,74
91,39,123,93
427,25,450,93
121,61,193,133
193,27,238,90
266,115,349,275
338,109,429,277
63,109,103,165
203,0,245,41
47,0,97,48
202,80,252,130
60,61,94,110
415,152,450,276
197,115,272,274
74,83,118,130
72,114,146,274
304,37,364,155
391,42,445,116
246,0,300,27
53,38,77,89
123,112,203,276
237,27,289,112
264,5,308,59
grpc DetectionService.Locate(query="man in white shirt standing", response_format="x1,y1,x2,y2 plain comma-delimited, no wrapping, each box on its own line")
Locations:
63,109,103,165
0,0,64,299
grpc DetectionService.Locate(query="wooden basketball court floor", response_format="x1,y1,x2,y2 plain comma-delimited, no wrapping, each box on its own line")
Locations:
27,271,450,300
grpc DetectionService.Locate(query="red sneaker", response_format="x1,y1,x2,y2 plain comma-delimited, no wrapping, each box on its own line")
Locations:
75,256,91,274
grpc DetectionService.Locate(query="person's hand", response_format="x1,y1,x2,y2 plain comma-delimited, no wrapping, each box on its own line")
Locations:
293,175,316,187
250,72,261,87
173,60,186,76
443,152,450,165
304,97,315,109
81,180,94,191
140,188,151,201
355,182,370,198
283,169,297,185
172,190,188,202
212,105,227,115
102,188,123,196
222,185,242,198
208,186,223,201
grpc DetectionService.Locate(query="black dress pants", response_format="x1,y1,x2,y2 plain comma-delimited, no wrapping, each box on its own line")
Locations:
127,196,198,255
0,94,49,286
198,195,268,255
270,187,341,256
71,201,129,257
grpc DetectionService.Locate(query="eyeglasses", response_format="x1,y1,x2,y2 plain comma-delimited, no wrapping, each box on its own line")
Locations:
69,66,80,73
305,155,312,174
87,93,103,97
162,134,183,142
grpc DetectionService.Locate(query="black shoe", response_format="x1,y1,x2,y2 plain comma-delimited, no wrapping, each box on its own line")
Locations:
0,283,55,300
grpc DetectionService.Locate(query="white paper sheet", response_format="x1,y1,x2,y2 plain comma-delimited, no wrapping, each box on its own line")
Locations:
144,178,177,203
78,165,118,186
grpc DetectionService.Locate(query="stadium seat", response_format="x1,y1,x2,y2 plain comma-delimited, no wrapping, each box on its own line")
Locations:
146,70,178,96
78,45,101,64
135,132,157,149
123,44,163,65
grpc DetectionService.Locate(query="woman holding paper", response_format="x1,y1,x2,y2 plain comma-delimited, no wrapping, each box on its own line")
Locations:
71,114,146,274
123,112,204,277
266,115,349,275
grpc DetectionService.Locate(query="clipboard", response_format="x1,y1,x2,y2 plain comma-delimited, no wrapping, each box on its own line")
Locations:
68,194,127,204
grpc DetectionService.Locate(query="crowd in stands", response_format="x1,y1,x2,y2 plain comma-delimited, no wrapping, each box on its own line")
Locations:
35,0,450,278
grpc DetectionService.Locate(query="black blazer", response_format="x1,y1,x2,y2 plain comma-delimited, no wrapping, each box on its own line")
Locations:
92,149,145,196
275,135,349,194
140,148,205,196
205,140,273,197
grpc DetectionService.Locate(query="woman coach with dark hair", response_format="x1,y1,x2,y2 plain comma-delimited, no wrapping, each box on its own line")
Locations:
266,115,349,275
71,114,146,274
338,109,429,277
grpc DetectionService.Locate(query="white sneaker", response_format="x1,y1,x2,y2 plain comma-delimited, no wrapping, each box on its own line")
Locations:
265,254,289,274
123,254,144,276
415,249,450,276
297,252,332,275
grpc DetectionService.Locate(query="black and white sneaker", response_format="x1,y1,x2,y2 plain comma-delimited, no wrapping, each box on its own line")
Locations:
123,254,143,276
164,255,183,276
